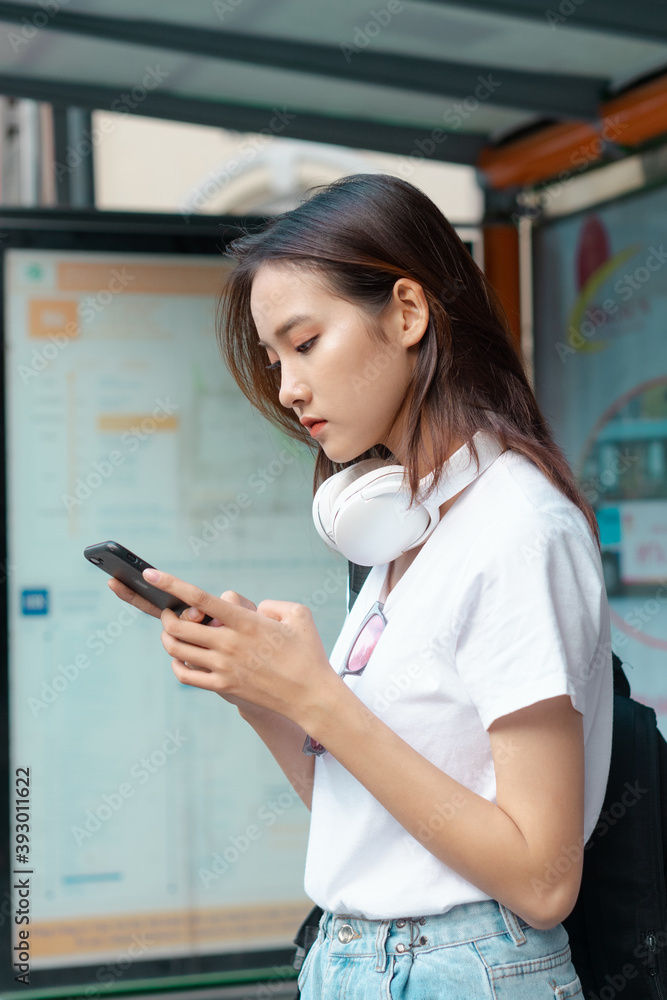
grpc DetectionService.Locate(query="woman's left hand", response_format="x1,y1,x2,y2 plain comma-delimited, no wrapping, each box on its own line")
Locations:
143,568,338,728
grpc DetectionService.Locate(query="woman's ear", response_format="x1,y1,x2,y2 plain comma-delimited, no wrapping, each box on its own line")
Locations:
392,278,430,348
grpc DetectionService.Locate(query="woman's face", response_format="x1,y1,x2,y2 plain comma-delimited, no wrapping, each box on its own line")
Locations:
250,262,428,465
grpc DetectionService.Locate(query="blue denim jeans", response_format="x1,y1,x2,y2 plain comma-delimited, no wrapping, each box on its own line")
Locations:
297,898,583,999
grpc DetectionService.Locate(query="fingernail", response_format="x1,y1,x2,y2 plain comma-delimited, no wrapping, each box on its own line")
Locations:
143,568,160,582
187,607,199,619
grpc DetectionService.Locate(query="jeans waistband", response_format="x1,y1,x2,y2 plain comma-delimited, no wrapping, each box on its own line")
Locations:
318,899,530,975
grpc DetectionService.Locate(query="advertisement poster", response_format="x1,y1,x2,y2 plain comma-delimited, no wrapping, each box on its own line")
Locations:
533,183,667,737
4,248,348,986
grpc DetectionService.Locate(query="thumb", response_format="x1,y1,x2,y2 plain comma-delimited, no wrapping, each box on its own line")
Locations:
206,589,257,627
256,599,306,624
219,589,257,612
183,589,257,627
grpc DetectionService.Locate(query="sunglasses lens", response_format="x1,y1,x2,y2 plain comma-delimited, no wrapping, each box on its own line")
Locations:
346,613,385,673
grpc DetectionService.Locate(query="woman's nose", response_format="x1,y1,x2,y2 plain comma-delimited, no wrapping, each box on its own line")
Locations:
278,366,310,410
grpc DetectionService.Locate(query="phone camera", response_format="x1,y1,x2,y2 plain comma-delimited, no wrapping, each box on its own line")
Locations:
90,557,102,565
126,553,137,564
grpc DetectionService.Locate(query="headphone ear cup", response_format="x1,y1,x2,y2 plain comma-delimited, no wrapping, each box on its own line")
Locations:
312,459,390,553
332,467,432,565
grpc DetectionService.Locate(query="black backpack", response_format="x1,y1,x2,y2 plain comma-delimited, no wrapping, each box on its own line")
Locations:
562,651,667,999
292,562,667,1000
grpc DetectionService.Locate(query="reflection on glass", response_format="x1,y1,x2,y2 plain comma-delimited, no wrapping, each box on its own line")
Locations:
580,380,667,594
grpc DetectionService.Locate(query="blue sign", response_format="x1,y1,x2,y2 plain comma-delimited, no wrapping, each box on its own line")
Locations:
21,589,49,615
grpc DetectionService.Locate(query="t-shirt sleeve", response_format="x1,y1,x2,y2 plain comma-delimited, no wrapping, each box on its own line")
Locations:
452,510,608,731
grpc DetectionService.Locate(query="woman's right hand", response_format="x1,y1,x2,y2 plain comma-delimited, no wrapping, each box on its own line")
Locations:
107,577,258,619
107,578,269,717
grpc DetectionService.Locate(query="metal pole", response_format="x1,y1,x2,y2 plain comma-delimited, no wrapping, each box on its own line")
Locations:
518,214,534,389
52,103,95,207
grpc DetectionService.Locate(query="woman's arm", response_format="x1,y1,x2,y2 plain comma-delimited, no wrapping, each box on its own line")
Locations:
304,678,584,931
237,705,315,811
107,579,315,809
184,594,317,811
141,569,586,931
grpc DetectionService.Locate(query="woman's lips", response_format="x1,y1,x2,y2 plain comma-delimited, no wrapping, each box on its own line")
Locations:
308,421,327,437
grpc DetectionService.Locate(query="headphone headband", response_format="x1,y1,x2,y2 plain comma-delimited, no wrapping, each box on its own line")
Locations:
312,430,504,566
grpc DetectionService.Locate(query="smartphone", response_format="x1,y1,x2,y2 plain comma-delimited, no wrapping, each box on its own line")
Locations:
84,540,212,624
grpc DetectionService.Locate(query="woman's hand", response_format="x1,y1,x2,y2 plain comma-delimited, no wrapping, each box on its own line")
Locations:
139,568,337,729
107,576,267,716
107,576,257,619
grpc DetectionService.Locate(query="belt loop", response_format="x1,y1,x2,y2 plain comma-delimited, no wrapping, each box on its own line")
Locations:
498,902,527,946
374,920,390,972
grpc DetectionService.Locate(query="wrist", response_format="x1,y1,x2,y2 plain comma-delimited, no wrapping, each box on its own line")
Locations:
299,672,355,746
237,702,275,724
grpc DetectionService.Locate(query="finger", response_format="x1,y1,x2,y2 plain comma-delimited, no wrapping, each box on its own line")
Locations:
181,592,256,627
256,598,300,623
160,629,218,671
108,577,162,619
181,605,206,623
161,608,223,649
142,570,251,629
170,657,219,690
182,606,215,627
219,590,258,613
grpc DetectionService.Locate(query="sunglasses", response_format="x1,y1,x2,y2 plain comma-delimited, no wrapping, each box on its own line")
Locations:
302,599,388,757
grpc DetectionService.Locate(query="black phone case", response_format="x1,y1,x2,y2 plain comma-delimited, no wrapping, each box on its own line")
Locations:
84,541,212,622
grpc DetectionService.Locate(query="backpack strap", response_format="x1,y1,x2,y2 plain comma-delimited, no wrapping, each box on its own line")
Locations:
611,650,631,697
348,560,372,613
292,904,322,971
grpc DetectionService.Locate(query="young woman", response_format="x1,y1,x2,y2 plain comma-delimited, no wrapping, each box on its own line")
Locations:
109,173,613,999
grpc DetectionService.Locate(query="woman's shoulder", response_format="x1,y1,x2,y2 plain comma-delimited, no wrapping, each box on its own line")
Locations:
457,448,600,571
471,448,591,529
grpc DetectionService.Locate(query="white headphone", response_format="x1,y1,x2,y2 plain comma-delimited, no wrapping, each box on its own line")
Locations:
312,430,504,566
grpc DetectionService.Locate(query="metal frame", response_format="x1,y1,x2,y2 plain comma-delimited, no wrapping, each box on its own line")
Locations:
518,214,534,388
519,135,667,221
427,0,667,45
0,1,604,119
52,104,95,208
0,75,487,166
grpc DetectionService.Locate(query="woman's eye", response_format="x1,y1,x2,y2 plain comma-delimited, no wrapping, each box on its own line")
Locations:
264,337,317,371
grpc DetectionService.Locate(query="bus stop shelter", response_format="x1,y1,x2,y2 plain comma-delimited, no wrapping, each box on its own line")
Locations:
1,3,667,997
1,0,667,347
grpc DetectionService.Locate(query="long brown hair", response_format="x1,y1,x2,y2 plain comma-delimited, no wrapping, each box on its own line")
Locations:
216,172,599,546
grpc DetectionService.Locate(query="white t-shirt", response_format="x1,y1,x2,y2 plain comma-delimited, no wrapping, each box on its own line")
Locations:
303,448,614,919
